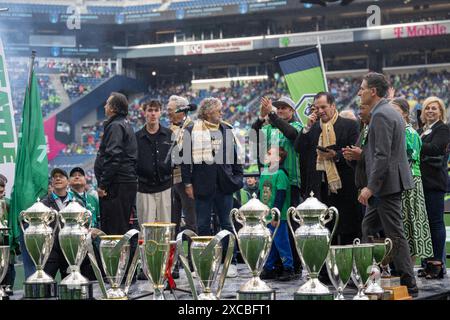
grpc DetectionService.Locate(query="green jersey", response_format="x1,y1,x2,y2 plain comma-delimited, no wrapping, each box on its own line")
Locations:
259,167,291,220
405,124,422,177
72,190,100,228
262,121,303,187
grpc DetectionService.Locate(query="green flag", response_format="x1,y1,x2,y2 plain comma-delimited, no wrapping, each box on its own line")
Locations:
276,46,328,126
9,71,48,251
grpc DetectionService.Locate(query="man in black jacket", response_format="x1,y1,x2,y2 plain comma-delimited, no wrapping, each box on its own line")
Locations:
94,92,138,235
181,97,243,278
295,92,361,245
135,100,173,225
41,168,74,280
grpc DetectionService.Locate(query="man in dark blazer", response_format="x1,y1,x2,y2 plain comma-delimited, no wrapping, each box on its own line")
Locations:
357,72,418,296
181,97,243,278
295,92,361,245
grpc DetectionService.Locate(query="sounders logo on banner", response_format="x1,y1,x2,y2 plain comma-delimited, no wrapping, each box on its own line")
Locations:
295,94,316,126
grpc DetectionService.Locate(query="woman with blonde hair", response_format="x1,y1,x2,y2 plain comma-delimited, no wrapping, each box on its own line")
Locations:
417,96,450,279
391,98,433,263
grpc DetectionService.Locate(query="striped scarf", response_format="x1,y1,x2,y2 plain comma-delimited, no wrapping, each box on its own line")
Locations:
316,111,342,194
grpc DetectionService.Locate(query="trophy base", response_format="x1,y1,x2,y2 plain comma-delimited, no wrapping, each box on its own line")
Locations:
383,286,412,300
237,289,276,300
58,282,94,300
380,276,401,288
23,281,58,299
294,292,334,300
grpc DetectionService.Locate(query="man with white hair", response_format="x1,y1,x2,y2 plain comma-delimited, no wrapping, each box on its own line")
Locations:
181,97,243,278
167,95,197,236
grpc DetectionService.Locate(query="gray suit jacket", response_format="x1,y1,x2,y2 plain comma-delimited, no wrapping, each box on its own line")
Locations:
364,98,414,197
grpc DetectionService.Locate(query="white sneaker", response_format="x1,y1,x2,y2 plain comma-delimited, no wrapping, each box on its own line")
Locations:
226,264,238,278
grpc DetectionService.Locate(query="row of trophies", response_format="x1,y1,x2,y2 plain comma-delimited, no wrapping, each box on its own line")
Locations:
0,193,394,300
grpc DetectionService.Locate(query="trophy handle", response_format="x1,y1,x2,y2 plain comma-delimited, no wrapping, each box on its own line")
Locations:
229,208,241,237
124,234,141,295
353,238,361,245
269,208,281,242
86,229,108,299
286,207,301,239
109,229,139,258
83,210,93,228
176,229,199,300
324,207,339,244
382,238,393,266
204,230,234,299
19,211,28,234
49,210,59,236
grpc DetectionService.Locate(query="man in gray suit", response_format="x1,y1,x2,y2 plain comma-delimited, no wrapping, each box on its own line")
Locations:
357,72,418,296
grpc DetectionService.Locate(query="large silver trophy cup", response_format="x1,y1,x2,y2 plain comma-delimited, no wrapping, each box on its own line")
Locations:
86,229,140,300
230,195,280,300
20,200,58,299
177,229,235,300
287,192,339,300
58,200,93,300
352,238,374,300
140,222,176,300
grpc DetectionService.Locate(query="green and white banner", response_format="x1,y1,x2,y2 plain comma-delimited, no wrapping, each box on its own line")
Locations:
275,46,328,126
0,38,17,197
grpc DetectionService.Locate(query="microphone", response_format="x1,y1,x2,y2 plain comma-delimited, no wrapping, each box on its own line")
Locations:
175,103,197,113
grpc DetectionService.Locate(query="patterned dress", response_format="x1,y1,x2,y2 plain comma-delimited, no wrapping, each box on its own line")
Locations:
401,124,434,258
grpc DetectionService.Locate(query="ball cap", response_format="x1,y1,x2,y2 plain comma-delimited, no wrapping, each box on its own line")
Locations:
70,167,85,177
272,96,296,111
51,168,69,179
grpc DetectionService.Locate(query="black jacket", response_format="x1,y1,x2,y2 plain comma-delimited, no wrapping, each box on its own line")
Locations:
418,120,450,192
135,125,173,193
294,116,361,235
94,115,138,190
181,122,243,197
294,116,359,199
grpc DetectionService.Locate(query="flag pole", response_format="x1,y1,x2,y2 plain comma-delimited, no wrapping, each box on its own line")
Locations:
316,37,328,91
27,50,36,90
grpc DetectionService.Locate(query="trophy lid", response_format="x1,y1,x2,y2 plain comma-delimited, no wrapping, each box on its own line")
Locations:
295,192,328,211
239,194,270,213
59,199,86,214
23,199,53,214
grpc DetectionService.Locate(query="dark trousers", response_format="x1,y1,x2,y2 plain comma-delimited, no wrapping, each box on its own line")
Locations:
288,185,303,273
44,237,69,280
172,183,197,234
362,192,416,287
424,189,446,263
195,190,237,263
99,182,137,235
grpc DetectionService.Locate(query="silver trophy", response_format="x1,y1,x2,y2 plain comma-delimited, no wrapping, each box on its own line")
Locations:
352,238,374,300
176,229,235,300
20,200,58,299
58,200,93,300
287,192,339,300
139,222,176,300
326,245,354,300
0,199,9,245
86,229,140,300
365,238,393,295
0,245,9,300
230,195,280,300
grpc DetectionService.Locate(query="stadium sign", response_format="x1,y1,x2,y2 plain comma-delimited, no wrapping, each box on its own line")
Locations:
184,40,253,55
279,30,354,48
0,39,18,197
393,23,448,39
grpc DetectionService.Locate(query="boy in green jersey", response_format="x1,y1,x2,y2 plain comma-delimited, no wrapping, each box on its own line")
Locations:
259,147,296,281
